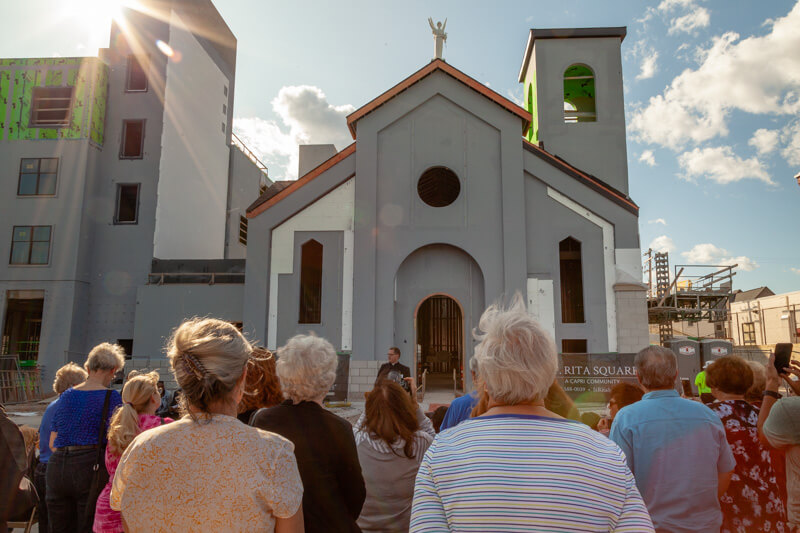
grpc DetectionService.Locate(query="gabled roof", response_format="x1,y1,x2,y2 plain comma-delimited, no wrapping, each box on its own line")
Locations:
518,27,627,82
346,59,531,139
523,139,638,215
732,286,774,303
247,143,356,218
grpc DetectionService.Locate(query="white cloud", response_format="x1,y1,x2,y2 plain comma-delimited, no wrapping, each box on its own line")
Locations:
648,218,667,225
233,85,353,179
791,267,800,275
681,243,759,271
636,50,659,80
506,87,524,107
668,7,710,35
639,149,657,166
748,128,780,155
649,235,676,254
781,121,800,165
629,4,800,150
657,0,695,11
677,146,774,185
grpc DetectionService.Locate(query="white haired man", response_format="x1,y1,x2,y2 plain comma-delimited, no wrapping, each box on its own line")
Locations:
609,345,735,533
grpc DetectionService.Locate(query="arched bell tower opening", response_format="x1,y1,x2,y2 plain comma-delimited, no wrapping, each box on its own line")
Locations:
415,294,464,392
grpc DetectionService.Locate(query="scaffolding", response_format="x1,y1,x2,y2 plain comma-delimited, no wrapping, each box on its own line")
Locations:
644,250,736,344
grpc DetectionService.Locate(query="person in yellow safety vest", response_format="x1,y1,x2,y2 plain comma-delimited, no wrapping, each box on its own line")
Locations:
695,361,714,404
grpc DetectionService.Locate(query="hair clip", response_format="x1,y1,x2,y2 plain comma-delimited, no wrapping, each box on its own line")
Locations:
181,352,207,381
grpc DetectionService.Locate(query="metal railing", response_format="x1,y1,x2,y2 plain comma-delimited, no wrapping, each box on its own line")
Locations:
147,271,245,285
231,132,269,178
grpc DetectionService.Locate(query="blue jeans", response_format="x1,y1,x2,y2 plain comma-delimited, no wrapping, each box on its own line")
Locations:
46,448,96,533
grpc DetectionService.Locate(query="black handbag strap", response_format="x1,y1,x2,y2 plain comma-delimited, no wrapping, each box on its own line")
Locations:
94,389,113,471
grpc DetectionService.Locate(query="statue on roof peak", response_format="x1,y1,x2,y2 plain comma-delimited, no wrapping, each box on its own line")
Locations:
428,18,447,60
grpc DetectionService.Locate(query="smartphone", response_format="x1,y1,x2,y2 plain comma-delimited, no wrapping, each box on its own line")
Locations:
681,378,693,397
774,343,793,375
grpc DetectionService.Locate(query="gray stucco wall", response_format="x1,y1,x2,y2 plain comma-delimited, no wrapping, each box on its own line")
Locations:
276,231,343,347
353,71,528,362
242,152,356,347
133,284,244,357
525,176,609,352
526,37,629,194
225,146,265,260
0,140,99,380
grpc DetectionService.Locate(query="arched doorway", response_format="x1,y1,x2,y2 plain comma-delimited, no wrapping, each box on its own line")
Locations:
416,294,463,392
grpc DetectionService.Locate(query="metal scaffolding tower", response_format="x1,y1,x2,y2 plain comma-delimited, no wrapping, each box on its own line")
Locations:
645,250,736,344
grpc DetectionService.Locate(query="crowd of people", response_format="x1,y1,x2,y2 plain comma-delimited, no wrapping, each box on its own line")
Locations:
2,296,800,532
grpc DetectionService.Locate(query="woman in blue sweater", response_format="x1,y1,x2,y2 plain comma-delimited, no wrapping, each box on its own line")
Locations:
47,343,124,533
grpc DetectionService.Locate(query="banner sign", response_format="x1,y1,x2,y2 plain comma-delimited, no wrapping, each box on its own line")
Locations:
557,353,638,402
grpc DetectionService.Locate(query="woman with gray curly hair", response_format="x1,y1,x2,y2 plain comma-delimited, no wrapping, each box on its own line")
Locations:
252,334,366,533
410,295,654,532
110,318,304,532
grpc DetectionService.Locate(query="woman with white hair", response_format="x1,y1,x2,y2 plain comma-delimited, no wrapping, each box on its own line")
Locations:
47,344,124,533
410,295,655,532
251,334,366,533
110,318,304,532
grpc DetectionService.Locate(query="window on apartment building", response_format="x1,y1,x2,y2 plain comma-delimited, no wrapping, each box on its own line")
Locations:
126,55,148,92
115,184,140,224
18,158,58,196
10,226,51,265
742,322,756,345
298,239,323,324
117,339,134,359
30,87,73,128
259,182,268,195
224,85,228,97
120,120,145,158
562,339,587,353
221,122,226,134
238,215,248,246
559,237,585,323
222,103,227,115
563,64,596,123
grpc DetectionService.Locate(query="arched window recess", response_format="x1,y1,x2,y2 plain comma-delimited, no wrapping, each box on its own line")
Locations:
563,64,596,123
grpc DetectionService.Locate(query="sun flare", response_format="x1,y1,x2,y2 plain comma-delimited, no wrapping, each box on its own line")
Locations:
59,0,140,50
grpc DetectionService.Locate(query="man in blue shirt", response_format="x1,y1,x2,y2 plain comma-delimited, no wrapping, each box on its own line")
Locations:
610,346,735,533
440,357,479,431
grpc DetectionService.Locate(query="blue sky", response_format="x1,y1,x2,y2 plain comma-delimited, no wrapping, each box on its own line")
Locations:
3,0,799,293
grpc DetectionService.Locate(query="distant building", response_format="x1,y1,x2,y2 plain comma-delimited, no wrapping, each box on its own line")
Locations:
729,289,800,346
0,0,266,381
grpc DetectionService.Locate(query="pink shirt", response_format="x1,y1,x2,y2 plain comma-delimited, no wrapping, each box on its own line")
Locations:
93,414,171,533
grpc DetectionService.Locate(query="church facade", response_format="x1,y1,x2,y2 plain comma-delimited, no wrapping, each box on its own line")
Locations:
243,28,649,396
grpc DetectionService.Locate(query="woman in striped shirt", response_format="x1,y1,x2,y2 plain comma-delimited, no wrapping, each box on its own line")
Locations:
410,295,654,532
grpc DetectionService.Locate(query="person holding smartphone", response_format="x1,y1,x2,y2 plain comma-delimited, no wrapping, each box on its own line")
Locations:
759,349,800,533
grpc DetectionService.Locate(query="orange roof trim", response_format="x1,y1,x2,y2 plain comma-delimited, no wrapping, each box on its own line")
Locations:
247,143,356,218
346,59,531,139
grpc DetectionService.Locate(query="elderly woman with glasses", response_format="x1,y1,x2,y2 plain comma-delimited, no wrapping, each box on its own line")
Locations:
410,296,654,532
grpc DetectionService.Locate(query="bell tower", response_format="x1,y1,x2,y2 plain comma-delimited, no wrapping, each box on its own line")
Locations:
519,28,630,194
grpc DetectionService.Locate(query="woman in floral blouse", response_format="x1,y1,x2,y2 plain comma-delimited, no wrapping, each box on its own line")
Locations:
707,356,787,533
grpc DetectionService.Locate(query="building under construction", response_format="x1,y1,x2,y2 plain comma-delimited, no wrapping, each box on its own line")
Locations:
645,250,736,344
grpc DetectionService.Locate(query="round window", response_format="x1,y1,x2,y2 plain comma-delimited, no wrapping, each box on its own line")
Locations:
417,167,460,207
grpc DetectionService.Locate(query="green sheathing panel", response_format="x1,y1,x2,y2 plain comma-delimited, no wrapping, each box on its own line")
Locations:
89,63,108,145
527,70,540,144
0,57,107,143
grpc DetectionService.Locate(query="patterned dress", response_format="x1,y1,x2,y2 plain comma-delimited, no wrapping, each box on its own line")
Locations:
710,400,787,533
93,414,171,533
110,414,303,532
